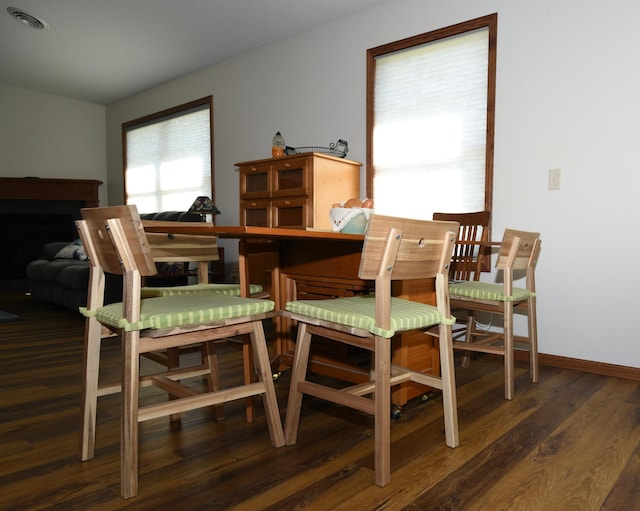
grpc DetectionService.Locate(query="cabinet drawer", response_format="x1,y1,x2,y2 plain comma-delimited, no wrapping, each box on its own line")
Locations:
240,165,270,198
241,199,271,227
272,197,309,228
271,157,309,197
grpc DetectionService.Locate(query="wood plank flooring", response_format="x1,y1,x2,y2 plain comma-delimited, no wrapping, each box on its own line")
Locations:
1,292,639,510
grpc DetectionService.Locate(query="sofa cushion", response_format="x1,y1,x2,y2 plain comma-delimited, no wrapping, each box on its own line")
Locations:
57,263,91,291
26,258,88,284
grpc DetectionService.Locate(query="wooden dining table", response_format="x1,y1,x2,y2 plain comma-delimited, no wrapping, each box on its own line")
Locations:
142,221,439,406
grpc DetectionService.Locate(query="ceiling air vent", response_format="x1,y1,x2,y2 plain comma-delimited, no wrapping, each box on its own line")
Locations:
6,7,49,30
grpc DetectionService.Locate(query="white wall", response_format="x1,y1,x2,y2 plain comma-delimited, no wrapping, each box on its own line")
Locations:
0,84,107,204
98,0,637,368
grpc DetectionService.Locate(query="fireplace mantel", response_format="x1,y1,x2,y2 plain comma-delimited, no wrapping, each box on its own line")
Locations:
0,177,102,205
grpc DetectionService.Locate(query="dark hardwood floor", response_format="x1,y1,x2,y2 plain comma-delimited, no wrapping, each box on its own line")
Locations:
1,291,639,510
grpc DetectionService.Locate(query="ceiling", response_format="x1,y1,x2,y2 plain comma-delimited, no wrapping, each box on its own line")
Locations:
0,0,387,105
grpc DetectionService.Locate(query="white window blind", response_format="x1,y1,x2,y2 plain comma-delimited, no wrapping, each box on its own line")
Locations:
373,27,489,220
124,100,212,214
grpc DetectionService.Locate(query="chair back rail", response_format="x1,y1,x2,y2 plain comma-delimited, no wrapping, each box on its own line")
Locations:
359,215,459,282
496,229,541,273
146,232,221,285
146,232,220,263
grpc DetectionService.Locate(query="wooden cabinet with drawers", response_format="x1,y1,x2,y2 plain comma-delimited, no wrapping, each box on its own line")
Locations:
235,154,437,405
237,152,361,230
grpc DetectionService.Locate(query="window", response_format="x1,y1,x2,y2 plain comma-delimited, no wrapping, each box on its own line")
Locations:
366,14,497,221
123,96,213,214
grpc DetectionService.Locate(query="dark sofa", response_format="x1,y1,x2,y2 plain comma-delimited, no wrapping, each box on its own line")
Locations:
26,210,201,311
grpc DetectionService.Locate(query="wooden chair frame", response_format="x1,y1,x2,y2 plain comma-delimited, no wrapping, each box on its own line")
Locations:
76,205,284,498
432,211,493,365
143,232,265,422
283,215,460,487
432,211,491,281
142,231,224,370
450,228,541,400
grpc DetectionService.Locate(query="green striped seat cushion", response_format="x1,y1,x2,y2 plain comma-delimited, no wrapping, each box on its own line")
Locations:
449,280,534,302
140,283,263,298
80,293,274,332
285,295,455,339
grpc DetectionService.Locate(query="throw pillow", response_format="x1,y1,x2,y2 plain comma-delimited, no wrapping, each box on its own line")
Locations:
54,239,88,260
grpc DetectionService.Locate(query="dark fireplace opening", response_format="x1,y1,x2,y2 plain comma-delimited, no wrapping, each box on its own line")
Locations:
0,200,83,281
0,178,102,292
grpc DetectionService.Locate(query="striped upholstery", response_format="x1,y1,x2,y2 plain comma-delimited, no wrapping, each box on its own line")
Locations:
140,283,263,298
285,295,455,338
449,280,534,302
81,293,274,332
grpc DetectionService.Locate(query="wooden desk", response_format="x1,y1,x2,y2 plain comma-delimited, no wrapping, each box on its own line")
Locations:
143,222,438,405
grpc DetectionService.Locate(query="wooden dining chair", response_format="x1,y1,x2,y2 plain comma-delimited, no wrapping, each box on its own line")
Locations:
432,211,491,282
432,211,491,365
449,228,541,400
283,214,460,487
76,205,284,499
140,231,264,298
141,231,268,423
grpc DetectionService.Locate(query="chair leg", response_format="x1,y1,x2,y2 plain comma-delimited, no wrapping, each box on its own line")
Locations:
249,321,284,447
284,323,312,445
374,336,391,487
121,331,141,499
166,347,180,368
202,340,225,420
242,335,255,423
79,316,102,461
438,323,459,448
503,302,515,401
460,312,475,368
528,297,539,383
166,347,182,423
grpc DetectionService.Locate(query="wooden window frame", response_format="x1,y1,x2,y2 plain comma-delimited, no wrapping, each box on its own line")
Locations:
122,95,214,210
365,14,497,228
